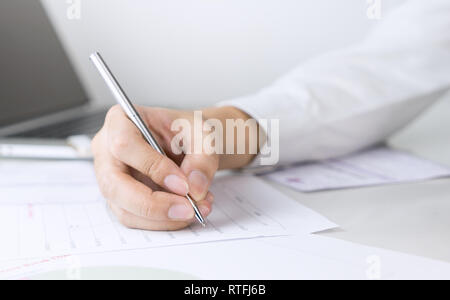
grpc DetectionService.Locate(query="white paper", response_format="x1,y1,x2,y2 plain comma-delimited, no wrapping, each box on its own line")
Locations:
0,161,336,260
2,235,450,280
265,147,450,192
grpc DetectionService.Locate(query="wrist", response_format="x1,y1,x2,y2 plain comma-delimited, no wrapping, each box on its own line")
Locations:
202,106,260,170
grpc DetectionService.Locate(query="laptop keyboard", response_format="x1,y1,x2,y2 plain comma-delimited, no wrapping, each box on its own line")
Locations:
11,110,108,139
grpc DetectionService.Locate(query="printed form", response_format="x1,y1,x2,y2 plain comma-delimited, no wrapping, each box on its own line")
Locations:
264,147,450,192
0,161,336,260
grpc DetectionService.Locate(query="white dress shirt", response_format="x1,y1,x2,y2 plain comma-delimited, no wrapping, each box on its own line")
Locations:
219,0,450,167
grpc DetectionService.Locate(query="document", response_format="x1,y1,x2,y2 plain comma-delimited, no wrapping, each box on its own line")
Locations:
264,147,450,192
2,235,450,280
0,161,336,260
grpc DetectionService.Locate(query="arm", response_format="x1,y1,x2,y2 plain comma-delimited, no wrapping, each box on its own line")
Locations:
219,0,450,166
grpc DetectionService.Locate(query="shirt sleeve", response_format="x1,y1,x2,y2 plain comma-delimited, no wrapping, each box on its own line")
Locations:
218,0,450,168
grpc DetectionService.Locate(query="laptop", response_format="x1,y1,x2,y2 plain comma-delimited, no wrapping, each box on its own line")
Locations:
0,0,106,141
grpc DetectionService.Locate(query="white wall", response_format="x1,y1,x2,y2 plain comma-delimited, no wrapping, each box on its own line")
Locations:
41,0,406,110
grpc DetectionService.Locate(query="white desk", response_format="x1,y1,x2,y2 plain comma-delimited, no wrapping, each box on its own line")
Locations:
264,96,450,263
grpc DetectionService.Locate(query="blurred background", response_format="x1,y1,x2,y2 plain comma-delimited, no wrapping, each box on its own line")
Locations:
41,0,408,110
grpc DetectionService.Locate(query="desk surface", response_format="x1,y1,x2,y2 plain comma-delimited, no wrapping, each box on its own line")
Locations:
264,96,450,263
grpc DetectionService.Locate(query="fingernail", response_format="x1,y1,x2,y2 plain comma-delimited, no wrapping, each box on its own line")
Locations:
188,170,209,200
199,205,210,216
168,204,193,220
164,175,189,196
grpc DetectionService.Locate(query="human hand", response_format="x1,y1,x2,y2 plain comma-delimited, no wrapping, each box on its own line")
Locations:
92,105,257,231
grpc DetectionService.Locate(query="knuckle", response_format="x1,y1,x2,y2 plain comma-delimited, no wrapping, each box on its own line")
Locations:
138,189,157,218
142,154,165,178
139,201,155,219
110,134,129,158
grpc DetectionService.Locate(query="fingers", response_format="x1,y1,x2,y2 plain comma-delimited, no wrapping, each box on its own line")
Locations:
94,105,221,231
104,173,213,230
93,106,217,231
94,149,212,222
181,152,220,201
108,194,213,231
107,171,198,221
108,201,191,231
105,106,190,196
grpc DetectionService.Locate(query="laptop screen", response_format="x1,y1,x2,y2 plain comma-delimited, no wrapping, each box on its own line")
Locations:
0,0,88,128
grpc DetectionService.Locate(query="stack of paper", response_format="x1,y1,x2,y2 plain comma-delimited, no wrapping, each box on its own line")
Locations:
264,147,450,192
0,161,336,261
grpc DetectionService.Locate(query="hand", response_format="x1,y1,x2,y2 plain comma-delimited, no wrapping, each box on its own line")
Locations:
92,105,258,231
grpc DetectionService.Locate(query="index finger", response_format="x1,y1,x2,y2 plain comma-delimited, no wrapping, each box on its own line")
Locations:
105,106,190,197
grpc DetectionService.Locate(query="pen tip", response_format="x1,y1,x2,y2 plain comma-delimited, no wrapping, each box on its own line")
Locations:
197,215,207,227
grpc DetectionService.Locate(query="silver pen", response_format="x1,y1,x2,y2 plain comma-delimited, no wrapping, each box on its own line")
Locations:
90,52,207,227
